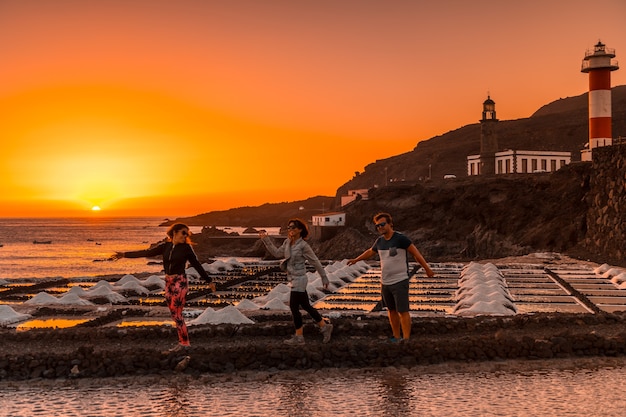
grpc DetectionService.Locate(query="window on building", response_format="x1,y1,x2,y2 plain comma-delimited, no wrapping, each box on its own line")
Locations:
505,159,511,173
560,160,566,167
521,159,528,173
532,159,538,172
550,160,557,171
497,160,503,174
541,159,547,170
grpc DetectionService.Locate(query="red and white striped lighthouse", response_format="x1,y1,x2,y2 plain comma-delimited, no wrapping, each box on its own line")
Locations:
581,41,619,161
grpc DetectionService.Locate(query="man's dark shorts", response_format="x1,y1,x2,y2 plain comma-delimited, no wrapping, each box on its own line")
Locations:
381,278,410,313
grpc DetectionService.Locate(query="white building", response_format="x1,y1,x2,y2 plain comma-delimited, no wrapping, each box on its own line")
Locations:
341,189,369,207
311,212,345,227
468,150,571,175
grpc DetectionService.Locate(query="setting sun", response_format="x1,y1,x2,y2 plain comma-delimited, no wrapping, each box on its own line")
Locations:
91,206,101,211
0,1,623,218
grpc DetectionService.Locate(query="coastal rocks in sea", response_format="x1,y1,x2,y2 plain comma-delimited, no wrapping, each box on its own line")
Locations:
453,262,517,316
201,226,239,236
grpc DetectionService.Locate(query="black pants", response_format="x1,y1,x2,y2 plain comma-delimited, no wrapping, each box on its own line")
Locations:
290,291,323,330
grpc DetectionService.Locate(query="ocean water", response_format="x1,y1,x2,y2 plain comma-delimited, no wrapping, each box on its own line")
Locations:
0,217,243,280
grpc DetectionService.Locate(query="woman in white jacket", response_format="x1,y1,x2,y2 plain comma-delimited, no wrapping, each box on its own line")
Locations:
259,218,333,345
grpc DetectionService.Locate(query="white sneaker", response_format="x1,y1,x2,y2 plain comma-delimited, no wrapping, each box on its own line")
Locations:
284,334,305,346
321,323,333,343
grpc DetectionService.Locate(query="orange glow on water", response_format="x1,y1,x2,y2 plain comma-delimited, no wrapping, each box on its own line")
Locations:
16,318,90,331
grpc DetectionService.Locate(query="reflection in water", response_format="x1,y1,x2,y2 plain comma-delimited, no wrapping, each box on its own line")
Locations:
377,373,413,417
16,318,90,331
2,360,626,416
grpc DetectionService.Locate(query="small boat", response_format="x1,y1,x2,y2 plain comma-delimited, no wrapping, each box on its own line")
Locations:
33,240,52,244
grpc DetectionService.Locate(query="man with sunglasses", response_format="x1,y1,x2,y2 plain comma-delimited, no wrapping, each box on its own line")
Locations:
348,212,434,342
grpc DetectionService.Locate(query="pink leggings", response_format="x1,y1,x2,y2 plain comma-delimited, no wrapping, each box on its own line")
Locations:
164,274,190,346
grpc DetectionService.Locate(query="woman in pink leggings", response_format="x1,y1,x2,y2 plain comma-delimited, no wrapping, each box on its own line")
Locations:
112,223,216,353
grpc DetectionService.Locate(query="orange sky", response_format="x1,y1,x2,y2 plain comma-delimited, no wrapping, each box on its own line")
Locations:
1,0,625,218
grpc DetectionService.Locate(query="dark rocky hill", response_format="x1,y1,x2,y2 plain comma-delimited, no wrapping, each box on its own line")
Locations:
172,86,625,266
312,163,593,263
161,195,335,228
336,85,626,201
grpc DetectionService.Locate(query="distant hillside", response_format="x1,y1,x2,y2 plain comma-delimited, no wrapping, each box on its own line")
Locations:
336,85,626,202
161,195,335,227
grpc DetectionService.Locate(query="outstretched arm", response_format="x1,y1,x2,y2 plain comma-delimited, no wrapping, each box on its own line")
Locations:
258,232,286,259
347,248,376,266
110,243,165,261
407,244,434,277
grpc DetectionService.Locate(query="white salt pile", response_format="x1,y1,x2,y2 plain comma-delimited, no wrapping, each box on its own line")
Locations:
84,286,127,303
453,262,517,316
117,281,150,296
24,292,60,305
260,298,291,311
57,293,95,306
0,305,31,325
114,274,142,286
67,286,89,297
595,264,626,288
235,299,260,310
141,275,165,289
189,305,254,325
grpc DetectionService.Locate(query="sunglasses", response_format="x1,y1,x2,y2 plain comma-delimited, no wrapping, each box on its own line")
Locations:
180,230,189,236
287,225,298,230
375,222,387,229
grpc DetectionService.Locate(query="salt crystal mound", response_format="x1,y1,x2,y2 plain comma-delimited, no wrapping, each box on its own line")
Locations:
225,258,245,268
235,299,260,310
141,275,166,289
453,262,517,316
595,264,612,274
610,271,626,287
84,286,128,303
0,305,31,325
24,292,61,305
67,286,89,297
117,281,150,295
57,293,95,306
306,283,326,301
92,280,115,290
253,283,291,304
190,305,254,325
114,274,142,286
260,297,291,311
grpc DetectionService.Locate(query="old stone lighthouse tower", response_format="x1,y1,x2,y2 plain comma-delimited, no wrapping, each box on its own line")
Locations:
479,95,499,175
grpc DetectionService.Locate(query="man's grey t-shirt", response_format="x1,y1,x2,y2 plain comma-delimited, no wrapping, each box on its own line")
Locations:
372,231,412,285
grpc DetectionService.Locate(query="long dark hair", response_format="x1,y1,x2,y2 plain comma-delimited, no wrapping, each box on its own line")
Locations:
166,223,192,244
288,218,309,239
